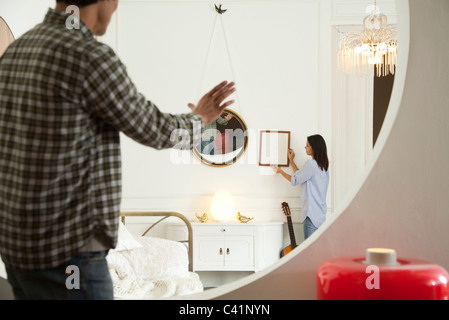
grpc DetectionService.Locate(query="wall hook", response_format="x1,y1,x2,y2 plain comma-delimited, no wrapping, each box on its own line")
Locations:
214,4,227,14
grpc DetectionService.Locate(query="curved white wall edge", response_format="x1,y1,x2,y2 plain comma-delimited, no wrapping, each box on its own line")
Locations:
181,0,449,300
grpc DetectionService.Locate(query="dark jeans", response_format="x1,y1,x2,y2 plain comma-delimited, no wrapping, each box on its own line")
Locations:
5,251,113,300
304,216,318,239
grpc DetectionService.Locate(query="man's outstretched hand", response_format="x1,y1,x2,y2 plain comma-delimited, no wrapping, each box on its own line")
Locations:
188,81,236,125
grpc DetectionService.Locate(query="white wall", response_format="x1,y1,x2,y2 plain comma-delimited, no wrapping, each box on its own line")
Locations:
106,0,394,227
0,0,54,39
106,0,398,235
106,0,323,225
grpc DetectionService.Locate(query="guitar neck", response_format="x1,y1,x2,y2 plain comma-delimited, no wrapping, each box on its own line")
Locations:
286,215,297,248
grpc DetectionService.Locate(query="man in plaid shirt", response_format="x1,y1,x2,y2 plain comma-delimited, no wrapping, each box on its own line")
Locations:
0,0,235,299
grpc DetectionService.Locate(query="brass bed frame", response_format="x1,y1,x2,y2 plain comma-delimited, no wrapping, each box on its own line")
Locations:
120,212,193,272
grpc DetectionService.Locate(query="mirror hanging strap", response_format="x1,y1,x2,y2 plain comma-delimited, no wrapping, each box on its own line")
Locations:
195,4,244,117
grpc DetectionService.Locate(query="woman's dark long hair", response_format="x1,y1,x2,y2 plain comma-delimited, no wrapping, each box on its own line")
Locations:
307,134,329,172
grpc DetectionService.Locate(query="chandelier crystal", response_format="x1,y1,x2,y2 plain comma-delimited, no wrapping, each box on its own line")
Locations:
338,1,397,77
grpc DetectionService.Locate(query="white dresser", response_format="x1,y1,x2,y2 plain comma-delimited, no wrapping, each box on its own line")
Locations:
167,221,283,273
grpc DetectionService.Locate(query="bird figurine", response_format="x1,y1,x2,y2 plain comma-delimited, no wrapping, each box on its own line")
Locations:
237,212,254,223
214,4,227,14
195,212,208,223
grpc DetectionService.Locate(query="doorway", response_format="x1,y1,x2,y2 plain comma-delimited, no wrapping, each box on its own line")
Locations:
373,72,395,146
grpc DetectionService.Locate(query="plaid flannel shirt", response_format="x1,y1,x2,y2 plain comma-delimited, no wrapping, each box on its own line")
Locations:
0,8,201,270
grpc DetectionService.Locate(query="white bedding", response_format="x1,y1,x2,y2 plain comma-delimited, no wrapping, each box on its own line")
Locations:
107,227,203,300
0,257,6,280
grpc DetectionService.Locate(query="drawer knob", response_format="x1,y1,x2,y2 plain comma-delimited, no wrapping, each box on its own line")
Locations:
226,248,230,255
221,228,226,232
219,248,223,255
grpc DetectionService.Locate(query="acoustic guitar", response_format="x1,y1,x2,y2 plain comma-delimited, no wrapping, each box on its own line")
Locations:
280,202,297,257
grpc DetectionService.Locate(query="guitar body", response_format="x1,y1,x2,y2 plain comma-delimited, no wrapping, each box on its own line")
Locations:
280,245,293,258
280,202,297,258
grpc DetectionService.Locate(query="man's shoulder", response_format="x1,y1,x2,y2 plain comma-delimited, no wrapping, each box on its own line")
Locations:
82,39,122,70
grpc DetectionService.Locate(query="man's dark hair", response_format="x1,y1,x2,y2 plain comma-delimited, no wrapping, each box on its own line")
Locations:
56,0,99,7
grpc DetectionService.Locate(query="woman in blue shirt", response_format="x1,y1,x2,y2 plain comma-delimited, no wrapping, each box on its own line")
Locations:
273,135,329,239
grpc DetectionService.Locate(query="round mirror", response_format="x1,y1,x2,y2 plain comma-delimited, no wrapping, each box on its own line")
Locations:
0,17,15,57
192,109,248,167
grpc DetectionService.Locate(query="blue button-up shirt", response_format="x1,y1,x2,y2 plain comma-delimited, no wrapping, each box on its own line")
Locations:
291,159,329,228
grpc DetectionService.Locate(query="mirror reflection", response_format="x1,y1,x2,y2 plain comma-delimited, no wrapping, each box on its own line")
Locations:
0,0,400,300
193,109,248,167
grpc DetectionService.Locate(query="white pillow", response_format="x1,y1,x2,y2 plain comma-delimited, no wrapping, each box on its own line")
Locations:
112,220,143,252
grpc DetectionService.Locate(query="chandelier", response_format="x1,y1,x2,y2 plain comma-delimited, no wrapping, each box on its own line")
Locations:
338,1,397,77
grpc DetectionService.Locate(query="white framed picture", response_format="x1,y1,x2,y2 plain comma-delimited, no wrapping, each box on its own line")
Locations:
259,130,291,167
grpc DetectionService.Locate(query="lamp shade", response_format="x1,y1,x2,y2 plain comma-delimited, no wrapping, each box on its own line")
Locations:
210,189,235,222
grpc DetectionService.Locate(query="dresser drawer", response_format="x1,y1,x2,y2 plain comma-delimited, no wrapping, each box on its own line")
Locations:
192,224,255,236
